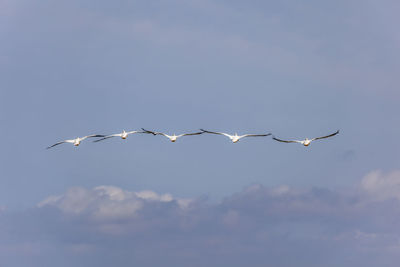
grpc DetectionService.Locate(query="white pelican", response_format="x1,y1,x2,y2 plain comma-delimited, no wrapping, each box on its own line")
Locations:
200,129,271,143
93,130,145,142
272,130,339,146
141,128,203,142
47,134,105,149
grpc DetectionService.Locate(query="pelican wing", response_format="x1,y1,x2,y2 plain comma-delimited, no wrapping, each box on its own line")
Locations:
46,141,68,149
200,129,232,138
106,133,124,138
146,131,169,137
241,133,271,138
156,132,169,138
141,128,158,135
272,136,300,143
81,134,105,141
127,130,144,135
93,136,117,142
46,138,77,149
178,132,204,137
312,130,339,141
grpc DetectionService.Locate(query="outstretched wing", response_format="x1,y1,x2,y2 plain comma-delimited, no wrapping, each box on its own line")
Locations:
200,129,232,138
272,136,299,143
46,141,69,149
81,134,105,141
241,133,271,138
127,130,144,135
141,128,158,135
46,138,77,149
178,132,204,137
312,130,339,141
93,136,117,143
144,130,170,138
156,132,169,138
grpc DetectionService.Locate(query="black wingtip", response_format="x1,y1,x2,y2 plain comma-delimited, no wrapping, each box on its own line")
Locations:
142,128,156,135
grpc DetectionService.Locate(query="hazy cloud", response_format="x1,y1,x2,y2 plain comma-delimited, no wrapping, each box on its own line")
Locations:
1,171,400,266
361,169,400,201
38,185,191,221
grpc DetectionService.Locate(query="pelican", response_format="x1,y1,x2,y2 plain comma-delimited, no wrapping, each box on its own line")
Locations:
272,130,339,146
200,129,271,143
141,128,203,142
93,130,145,142
47,134,105,149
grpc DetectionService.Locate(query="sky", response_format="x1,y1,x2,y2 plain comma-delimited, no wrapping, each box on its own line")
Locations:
1,0,400,266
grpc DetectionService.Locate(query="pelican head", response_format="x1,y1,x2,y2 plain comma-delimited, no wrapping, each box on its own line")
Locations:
121,130,127,139
303,138,311,146
74,140,81,146
170,135,177,142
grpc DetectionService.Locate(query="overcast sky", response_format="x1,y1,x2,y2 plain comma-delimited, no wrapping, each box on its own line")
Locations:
1,0,400,266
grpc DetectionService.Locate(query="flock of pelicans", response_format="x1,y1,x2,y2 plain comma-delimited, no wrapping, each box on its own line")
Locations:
47,128,340,149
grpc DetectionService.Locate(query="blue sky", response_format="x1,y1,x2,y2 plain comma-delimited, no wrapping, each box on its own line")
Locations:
1,0,400,266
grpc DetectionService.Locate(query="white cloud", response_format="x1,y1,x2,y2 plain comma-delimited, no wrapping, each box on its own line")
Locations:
94,186,128,201
135,190,173,202
45,187,94,215
38,185,191,220
361,170,400,201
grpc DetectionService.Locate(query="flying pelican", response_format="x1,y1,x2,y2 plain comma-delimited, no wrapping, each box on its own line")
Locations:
47,134,105,149
272,130,339,146
200,129,271,143
93,130,145,142
141,128,203,142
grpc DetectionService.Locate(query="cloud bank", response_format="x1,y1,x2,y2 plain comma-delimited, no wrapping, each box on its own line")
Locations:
1,170,400,266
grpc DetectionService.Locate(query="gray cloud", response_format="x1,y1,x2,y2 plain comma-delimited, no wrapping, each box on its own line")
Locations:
1,170,400,267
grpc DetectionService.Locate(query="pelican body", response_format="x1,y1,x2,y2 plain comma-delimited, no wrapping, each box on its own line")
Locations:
142,128,203,142
229,134,242,143
302,139,312,146
167,134,178,142
200,129,271,143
